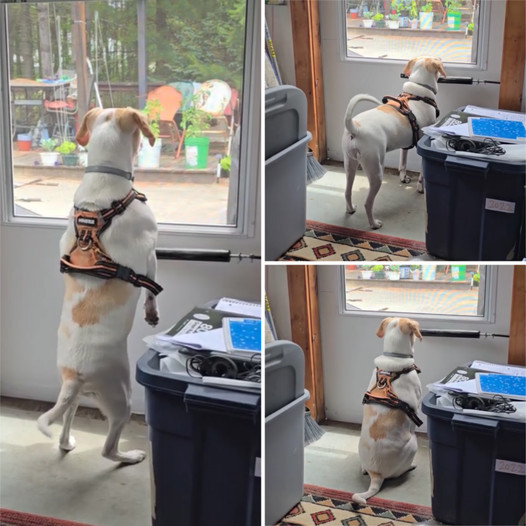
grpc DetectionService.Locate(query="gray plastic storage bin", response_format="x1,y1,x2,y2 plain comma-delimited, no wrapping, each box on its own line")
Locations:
422,392,525,525
265,341,308,525
265,86,311,260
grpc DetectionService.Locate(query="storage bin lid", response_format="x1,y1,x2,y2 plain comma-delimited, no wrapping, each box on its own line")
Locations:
265,85,308,160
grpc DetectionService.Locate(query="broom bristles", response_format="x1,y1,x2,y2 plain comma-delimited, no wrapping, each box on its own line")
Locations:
306,150,327,184
304,408,325,446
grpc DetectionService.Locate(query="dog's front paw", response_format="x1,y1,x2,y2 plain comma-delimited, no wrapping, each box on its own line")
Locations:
145,310,159,327
59,435,76,452
400,174,411,184
417,181,424,194
105,449,146,464
346,204,357,215
370,219,383,229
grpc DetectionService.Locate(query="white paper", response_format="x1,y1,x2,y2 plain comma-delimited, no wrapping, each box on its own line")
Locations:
470,360,526,377
215,297,261,318
463,105,526,124
157,328,227,353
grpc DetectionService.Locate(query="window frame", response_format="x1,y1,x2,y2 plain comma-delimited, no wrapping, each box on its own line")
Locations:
338,0,492,72
337,265,498,324
0,0,260,242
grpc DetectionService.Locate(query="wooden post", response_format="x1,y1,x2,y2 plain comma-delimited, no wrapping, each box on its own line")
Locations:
498,0,525,111
137,0,147,109
289,0,327,162
508,265,526,365
71,2,89,123
287,265,325,423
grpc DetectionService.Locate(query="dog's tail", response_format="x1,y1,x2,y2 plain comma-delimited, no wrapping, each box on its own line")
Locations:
37,376,83,438
352,470,385,505
344,94,383,137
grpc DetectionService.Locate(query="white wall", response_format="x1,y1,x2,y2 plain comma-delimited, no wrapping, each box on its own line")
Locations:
266,265,514,430
266,0,512,169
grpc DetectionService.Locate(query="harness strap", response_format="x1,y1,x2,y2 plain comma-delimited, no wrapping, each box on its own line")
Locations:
84,165,134,181
61,189,163,296
362,364,423,426
382,92,440,149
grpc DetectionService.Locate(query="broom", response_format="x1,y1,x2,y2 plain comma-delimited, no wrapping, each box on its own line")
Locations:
307,148,327,184
304,407,325,446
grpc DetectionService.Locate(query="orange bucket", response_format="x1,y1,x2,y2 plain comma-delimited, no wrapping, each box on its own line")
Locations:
17,134,32,151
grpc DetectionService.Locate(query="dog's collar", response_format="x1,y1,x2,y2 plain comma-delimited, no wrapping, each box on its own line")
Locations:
85,165,134,181
383,351,413,359
413,81,437,95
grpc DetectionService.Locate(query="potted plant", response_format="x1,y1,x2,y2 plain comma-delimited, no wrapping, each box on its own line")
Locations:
471,272,480,288
55,140,78,166
410,264,421,280
372,12,385,28
181,96,212,170
445,0,462,30
219,155,231,178
371,264,385,279
394,0,409,27
39,138,59,166
386,265,401,280
419,0,433,30
362,11,374,28
138,98,162,169
359,265,373,279
387,13,400,29
466,22,474,35
409,0,419,28
422,265,437,281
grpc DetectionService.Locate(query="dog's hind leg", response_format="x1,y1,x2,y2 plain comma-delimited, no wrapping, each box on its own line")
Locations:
59,395,80,451
37,376,83,439
399,149,411,184
343,133,359,215
417,173,424,194
98,383,146,464
361,157,384,229
352,470,384,505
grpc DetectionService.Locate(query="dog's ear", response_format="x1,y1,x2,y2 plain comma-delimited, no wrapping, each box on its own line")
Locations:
376,317,394,338
75,107,103,146
402,58,417,77
131,108,156,146
432,58,446,79
400,318,423,341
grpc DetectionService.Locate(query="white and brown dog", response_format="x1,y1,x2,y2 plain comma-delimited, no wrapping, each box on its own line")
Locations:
342,57,446,229
37,107,161,464
353,317,423,505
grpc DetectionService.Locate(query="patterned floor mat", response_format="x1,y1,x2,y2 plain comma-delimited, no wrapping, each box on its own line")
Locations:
277,484,434,525
281,221,427,261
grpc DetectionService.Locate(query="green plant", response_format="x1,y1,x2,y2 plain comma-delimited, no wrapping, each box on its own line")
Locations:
409,0,419,18
371,264,384,272
181,95,212,139
420,1,433,12
363,11,373,19
410,264,421,270
55,140,77,155
372,12,384,21
360,264,372,270
141,98,161,139
219,155,231,172
467,22,474,33
388,13,399,20
472,272,480,283
445,0,461,11
40,138,58,152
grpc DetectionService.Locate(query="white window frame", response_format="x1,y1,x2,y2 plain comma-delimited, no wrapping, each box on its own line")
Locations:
337,265,498,324
338,0,492,73
0,0,260,242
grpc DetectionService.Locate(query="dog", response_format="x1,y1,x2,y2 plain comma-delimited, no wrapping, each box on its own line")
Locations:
342,57,446,229
352,317,423,505
37,107,161,464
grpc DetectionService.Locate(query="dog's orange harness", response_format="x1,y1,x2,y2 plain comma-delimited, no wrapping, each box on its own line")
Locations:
362,364,423,426
60,189,163,296
382,92,439,149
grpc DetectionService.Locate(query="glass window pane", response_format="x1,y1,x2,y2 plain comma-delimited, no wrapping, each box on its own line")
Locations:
344,264,486,317
345,0,480,64
7,0,248,227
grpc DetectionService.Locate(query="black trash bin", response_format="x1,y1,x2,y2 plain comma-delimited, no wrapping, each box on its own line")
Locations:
422,392,525,525
417,134,525,260
136,350,261,526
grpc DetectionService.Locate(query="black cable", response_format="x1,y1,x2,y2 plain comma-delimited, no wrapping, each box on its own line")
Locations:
446,136,505,156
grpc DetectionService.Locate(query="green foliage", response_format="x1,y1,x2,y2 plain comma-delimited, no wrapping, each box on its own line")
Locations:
142,98,162,139
181,95,212,138
420,1,433,13
220,155,231,172
445,0,462,12
371,264,384,272
409,0,419,19
372,12,384,21
363,11,373,19
40,138,58,152
55,140,77,154
388,13,400,20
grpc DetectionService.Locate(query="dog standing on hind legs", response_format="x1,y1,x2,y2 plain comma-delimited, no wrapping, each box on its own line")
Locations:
352,317,424,505
37,107,163,464
342,57,446,229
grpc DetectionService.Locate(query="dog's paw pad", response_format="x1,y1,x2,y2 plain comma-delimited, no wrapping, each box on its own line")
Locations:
59,436,76,451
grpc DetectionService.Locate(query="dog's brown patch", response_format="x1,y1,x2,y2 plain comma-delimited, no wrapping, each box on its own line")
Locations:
423,57,446,78
398,318,423,341
377,104,407,123
369,409,407,440
58,322,71,339
72,280,133,327
376,317,396,338
60,367,78,381
75,107,103,147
